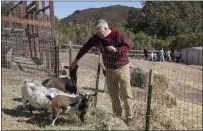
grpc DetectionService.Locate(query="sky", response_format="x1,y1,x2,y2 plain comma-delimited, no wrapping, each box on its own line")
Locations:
53,1,143,19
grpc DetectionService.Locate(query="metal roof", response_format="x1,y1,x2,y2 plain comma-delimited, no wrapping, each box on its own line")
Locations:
192,47,202,50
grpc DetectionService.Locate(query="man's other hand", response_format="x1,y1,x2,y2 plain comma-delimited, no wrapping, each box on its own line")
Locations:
107,46,117,52
69,58,78,71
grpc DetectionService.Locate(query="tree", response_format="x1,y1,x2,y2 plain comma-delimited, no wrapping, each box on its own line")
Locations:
1,1,21,17
126,1,202,50
127,1,202,40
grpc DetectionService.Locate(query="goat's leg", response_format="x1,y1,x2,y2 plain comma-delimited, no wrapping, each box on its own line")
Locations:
51,107,61,126
29,104,33,114
51,112,60,126
22,98,27,109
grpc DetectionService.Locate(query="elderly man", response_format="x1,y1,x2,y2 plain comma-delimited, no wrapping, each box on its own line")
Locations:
69,19,133,124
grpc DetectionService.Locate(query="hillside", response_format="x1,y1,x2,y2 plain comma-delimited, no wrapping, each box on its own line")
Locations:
60,5,139,27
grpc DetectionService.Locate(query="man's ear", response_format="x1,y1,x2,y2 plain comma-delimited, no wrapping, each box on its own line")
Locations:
104,27,108,31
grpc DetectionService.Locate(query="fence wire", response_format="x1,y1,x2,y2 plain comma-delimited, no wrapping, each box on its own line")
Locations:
69,45,202,130
2,2,59,129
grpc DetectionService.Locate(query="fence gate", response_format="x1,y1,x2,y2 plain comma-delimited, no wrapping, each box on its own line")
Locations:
2,1,59,80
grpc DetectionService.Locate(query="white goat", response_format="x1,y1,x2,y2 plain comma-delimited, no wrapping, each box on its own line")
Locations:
21,80,77,113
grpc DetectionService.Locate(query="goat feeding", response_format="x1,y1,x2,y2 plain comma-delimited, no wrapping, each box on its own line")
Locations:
46,93,96,126
41,65,78,94
21,80,76,113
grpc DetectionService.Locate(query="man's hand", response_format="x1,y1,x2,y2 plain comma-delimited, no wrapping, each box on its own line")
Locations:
106,46,117,52
69,58,78,71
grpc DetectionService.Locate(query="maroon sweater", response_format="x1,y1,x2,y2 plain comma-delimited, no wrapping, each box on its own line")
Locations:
76,28,130,69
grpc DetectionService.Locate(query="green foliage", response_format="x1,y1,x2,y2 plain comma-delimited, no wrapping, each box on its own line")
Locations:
117,24,135,47
1,1,20,17
1,1,15,16
56,1,202,50
57,22,94,45
126,1,202,50
169,32,202,50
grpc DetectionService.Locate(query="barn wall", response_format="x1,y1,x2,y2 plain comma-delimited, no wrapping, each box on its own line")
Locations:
199,50,202,65
182,48,202,66
181,49,187,64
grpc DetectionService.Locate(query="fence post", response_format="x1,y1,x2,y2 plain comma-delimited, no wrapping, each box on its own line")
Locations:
145,69,153,131
93,53,101,107
69,40,72,64
54,33,59,78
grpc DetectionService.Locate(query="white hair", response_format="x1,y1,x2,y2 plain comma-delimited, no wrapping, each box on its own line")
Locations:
94,19,108,29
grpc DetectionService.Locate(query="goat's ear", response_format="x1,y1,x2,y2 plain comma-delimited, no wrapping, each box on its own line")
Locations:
64,65,69,69
79,93,84,96
92,93,97,96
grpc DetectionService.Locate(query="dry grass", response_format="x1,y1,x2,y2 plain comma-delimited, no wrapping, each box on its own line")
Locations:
129,59,202,89
1,53,202,130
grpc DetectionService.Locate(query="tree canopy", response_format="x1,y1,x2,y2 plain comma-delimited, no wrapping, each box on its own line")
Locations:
126,1,202,50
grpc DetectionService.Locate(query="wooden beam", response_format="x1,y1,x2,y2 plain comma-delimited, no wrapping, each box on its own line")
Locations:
26,1,36,10
3,27,24,31
27,6,36,13
49,1,55,26
36,5,50,15
20,1,26,18
2,16,52,27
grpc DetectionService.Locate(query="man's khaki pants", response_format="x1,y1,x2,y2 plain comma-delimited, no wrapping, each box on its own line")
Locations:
106,64,133,120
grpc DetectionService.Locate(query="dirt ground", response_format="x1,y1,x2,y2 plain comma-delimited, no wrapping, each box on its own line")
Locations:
1,50,202,130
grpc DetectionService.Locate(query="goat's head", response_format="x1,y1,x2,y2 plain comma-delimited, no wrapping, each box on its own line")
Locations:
77,93,96,122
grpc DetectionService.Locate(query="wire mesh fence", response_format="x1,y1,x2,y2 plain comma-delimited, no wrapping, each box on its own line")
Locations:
1,2,60,129
2,1,59,80
130,57,202,130
67,44,202,130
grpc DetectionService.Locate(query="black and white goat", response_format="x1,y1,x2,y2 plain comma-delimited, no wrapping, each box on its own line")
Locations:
41,65,78,94
46,93,96,126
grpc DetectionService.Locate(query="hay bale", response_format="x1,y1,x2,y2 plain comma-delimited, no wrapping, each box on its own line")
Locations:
128,101,179,130
130,68,169,93
154,92,177,108
131,88,177,108
87,108,129,130
153,72,169,93
130,68,149,89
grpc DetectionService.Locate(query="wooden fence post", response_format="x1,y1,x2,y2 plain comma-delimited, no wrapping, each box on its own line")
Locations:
69,40,72,64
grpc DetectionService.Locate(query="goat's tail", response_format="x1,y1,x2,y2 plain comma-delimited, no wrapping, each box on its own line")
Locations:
41,78,50,86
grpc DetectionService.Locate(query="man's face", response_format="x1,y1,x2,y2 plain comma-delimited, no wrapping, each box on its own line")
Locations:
95,27,107,39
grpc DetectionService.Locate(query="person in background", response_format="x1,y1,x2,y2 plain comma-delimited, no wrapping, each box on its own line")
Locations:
150,51,154,61
176,50,181,63
69,19,133,125
173,50,181,63
166,49,171,61
144,47,149,60
159,47,165,62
